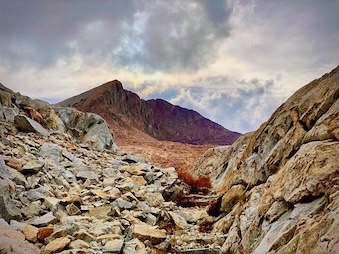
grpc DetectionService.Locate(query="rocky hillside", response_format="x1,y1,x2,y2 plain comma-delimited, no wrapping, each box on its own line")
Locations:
192,66,339,253
57,80,240,146
0,84,223,253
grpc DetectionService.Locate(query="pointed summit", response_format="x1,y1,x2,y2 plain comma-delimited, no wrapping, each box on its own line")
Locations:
57,81,241,145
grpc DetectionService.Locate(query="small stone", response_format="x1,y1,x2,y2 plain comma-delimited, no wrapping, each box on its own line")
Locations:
44,237,71,254
131,175,147,185
30,212,57,227
38,227,54,241
89,206,111,217
76,171,99,181
131,224,166,245
124,163,148,176
103,239,124,253
108,187,122,199
146,213,157,226
96,234,123,244
73,229,95,243
21,160,44,174
91,189,111,199
23,224,39,242
169,211,189,229
90,220,122,236
69,239,90,249
66,203,81,216
39,142,63,163
123,238,147,254
21,201,41,218
144,192,165,207
4,156,24,170
44,197,60,211
111,198,133,209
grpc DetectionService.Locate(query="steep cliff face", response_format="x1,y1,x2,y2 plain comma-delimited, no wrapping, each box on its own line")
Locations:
57,80,241,145
193,66,339,253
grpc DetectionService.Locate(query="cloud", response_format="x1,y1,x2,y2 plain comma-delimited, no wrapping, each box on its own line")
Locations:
137,75,281,133
117,0,233,72
0,0,337,134
0,0,233,73
0,0,135,68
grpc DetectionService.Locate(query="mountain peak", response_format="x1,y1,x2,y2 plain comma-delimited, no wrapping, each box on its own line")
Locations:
57,82,241,145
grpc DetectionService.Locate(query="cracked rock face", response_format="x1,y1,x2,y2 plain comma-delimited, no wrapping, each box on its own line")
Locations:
193,66,339,253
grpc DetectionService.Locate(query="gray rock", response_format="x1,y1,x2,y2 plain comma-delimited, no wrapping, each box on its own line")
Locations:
29,212,57,227
102,167,124,179
0,178,22,222
14,114,50,136
123,238,147,254
21,202,42,218
103,239,124,253
76,170,99,181
25,189,47,202
0,107,18,122
111,198,133,209
82,122,115,151
120,154,147,164
21,160,44,174
40,142,63,163
0,155,11,178
62,149,82,165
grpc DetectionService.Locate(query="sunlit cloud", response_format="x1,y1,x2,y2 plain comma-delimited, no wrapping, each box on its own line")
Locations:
0,0,338,133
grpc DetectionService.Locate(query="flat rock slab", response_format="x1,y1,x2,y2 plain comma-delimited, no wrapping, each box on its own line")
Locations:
14,115,50,136
131,224,167,245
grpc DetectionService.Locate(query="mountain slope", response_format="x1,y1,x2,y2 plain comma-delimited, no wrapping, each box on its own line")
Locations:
57,80,241,145
192,66,339,253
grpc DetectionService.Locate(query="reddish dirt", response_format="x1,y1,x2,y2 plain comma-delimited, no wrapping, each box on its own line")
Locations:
110,121,214,171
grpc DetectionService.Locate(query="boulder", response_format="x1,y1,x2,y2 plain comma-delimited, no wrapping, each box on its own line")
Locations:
14,114,50,136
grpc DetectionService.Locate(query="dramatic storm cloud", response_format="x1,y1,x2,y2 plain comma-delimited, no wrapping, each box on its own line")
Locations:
0,0,338,133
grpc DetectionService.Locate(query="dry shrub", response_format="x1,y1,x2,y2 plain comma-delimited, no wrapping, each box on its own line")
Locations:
176,169,212,194
172,191,211,207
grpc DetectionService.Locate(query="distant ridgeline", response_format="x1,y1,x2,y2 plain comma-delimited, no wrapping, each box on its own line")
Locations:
57,80,241,145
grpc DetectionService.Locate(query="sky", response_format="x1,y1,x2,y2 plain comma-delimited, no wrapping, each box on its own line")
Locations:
0,0,338,133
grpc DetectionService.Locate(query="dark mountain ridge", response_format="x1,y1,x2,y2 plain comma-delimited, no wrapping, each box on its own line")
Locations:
57,80,241,145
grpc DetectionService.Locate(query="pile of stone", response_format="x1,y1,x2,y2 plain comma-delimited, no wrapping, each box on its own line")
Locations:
0,83,230,253
0,126,226,253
